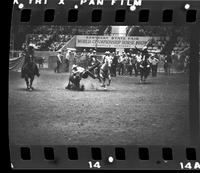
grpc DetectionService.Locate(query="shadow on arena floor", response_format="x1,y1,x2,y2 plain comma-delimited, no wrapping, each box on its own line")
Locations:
14,88,47,92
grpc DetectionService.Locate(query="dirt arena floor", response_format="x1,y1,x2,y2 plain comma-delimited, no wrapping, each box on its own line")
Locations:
9,70,190,145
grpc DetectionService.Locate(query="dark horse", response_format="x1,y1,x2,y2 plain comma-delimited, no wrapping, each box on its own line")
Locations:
139,59,150,83
22,61,40,90
135,46,150,83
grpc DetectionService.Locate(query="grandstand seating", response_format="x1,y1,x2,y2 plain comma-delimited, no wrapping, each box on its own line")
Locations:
22,26,108,51
17,26,190,55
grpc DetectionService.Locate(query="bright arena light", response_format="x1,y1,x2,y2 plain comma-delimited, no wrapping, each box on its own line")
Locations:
184,4,190,10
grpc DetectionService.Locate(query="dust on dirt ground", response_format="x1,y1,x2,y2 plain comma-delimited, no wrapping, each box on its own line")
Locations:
9,70,190,145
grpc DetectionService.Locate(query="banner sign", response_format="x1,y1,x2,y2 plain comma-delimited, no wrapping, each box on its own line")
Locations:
76,35,160,49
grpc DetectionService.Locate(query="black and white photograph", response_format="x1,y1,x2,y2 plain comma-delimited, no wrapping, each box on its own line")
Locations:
9,25,193,145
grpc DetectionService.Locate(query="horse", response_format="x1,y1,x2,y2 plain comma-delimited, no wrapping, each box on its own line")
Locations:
139,59,150,83
22,61,40,90
99,58,112,87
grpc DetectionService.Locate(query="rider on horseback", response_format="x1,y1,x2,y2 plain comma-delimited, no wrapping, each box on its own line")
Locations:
99,51,113,87
135,45,151,83
21,44,40,78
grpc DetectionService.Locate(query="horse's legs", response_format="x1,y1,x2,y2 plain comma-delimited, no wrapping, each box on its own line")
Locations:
101,78,106,87
30,76,34,89
107,77,111,86
144,74,147,83
100,77,106,87
97,75,102,83
99,71,105,87
107,71,111,86
25,77,30,89
168,66,171,76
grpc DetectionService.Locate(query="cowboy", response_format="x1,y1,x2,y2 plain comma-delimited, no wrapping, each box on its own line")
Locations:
127,52,134,76
135,45,150,74
55,50,63,73
111,51,119,77
81,49,87,56
91,50,97,65
101,51,112,76
122,52,128,75
118,52,125,75
21,45,40,78
87,50,97,75
139,55,151,83
131,53,138,76
149,53,159,77
64,50,70,72
103,51,113,69
71,64,85,76
67,64,83,90
80,49,88,68
66,63,100,90
99,51,112,87
164,53,173,75
87,49,95,68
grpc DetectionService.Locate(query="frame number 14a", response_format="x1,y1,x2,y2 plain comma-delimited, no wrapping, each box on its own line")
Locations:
180,162,200,170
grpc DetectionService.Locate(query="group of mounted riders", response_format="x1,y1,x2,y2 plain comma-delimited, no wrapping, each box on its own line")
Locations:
20,43,161,91
67,45,160,91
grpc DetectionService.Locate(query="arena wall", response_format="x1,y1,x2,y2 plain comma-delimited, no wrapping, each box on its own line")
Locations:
34,51,57,70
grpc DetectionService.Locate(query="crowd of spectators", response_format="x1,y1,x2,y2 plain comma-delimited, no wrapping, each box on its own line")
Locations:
26,34,72,51
127,26,189,37
23,26,108,51
126,26,190,56
24,26,191,55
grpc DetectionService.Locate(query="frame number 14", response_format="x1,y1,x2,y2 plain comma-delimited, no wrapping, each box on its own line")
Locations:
88,161,101,168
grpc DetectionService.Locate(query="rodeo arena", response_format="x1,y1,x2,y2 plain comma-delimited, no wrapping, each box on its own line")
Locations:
9,26,198,145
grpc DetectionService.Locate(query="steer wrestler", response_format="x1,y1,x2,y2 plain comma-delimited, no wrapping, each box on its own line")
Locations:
65,63,101,91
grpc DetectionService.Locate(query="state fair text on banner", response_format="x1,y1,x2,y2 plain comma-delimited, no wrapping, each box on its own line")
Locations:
75,35,159,49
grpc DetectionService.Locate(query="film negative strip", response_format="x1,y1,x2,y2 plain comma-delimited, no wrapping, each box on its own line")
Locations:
9,0,199,170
